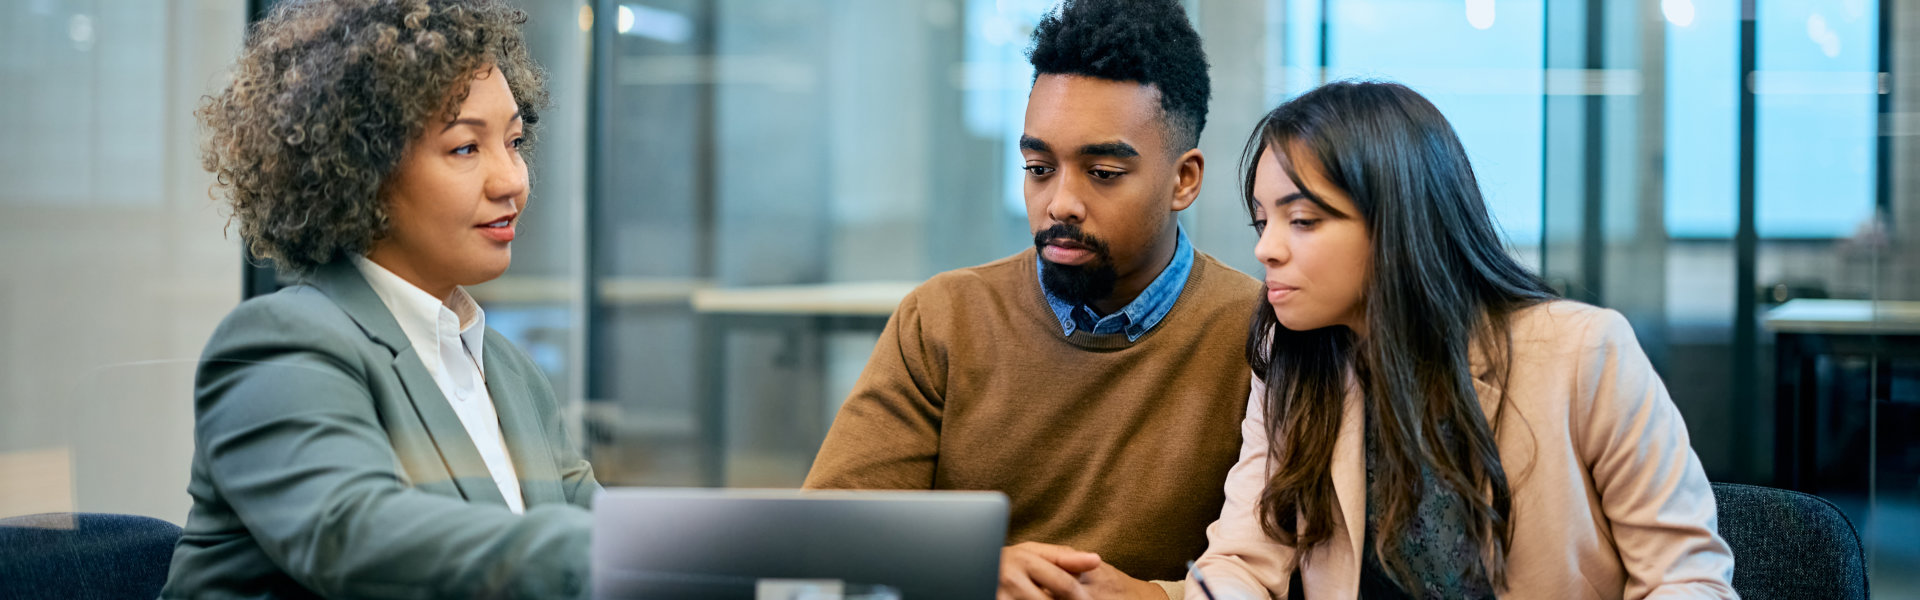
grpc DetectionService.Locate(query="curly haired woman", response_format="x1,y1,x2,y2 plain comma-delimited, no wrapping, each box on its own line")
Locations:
161,1,598,598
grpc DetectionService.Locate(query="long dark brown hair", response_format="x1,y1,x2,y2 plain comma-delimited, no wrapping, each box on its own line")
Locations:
1241,81,1556,591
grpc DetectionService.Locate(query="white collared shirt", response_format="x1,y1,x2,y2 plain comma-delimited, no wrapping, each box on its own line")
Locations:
352,256,525,513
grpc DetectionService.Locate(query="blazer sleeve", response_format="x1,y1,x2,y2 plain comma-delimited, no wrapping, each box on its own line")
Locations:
557,425,601,510
803,289,945,490
1573,309,1737,599
502,338,602,510
194,298,592,599
534,359,601,510
1188,374,1294,599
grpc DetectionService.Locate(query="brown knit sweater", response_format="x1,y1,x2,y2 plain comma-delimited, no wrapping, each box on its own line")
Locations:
804,247,1261,582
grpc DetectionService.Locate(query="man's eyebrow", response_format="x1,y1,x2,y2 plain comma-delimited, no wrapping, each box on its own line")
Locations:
1077,141,1139,159
1019,135,1050,153
440,111,522,133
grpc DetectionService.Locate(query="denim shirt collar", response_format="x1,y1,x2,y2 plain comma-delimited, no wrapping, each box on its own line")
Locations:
1038,226,1193,342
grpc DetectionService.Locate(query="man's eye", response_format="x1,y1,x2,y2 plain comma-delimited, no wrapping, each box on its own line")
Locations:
1023,165,1055,176
1089,169,1123,180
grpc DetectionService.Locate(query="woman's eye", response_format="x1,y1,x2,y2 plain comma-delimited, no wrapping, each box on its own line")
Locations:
1291,218,1321,229
1250,219,1267,233
452,144,479,156
510,137,526,150
1023,165,1054,177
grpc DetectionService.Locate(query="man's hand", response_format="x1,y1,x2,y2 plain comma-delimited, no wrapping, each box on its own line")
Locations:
996,542,1168,600
998,542,1101,600
1076,561,1167,599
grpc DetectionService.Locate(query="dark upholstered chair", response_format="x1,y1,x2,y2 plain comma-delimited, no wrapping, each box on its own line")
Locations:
0,512,181,600
1713,482,1869,599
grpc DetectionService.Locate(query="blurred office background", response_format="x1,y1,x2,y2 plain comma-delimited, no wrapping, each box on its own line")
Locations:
2,0,1916,592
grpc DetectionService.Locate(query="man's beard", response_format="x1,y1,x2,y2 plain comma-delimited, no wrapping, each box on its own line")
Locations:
1034,223,1118,307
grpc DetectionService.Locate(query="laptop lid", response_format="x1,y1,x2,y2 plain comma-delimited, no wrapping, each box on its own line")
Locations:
590,488,1009,599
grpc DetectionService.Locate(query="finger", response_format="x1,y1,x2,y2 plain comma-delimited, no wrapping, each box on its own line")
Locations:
1052,551,1103,574
1000,548,1060,600
999,561,1053,600
1015,542,1105,575
1021,556,1093,600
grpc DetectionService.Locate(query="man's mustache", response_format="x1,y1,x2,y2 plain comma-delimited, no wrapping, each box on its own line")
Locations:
1032,224,1111,259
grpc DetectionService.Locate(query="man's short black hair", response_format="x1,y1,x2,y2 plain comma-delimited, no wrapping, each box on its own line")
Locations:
1027,0,1211,152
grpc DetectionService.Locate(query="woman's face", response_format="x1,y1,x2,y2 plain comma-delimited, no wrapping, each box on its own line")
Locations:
367,64,528,299
1250,144,1373,334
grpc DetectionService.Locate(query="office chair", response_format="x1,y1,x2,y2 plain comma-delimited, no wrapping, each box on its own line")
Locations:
1713,482,1869,599
0,512,181,600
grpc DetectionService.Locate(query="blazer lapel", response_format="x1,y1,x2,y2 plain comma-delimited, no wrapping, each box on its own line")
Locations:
1328,376,1367,597
303,261,509,508
389,349,509,507
481,332,564,507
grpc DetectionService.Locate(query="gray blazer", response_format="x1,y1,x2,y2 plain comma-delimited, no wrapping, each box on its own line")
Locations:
163,261,600,599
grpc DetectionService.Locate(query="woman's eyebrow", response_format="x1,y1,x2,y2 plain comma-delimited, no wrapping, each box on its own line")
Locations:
1275,189,1350,218
440,111,521,133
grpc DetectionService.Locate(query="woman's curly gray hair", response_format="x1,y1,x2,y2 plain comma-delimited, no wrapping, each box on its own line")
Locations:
200,0,548,274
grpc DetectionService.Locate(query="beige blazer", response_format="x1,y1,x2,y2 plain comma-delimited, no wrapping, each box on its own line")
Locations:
1189,301,1735,599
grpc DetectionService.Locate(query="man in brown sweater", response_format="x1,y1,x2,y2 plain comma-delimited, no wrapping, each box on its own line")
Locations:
804,1,1257,598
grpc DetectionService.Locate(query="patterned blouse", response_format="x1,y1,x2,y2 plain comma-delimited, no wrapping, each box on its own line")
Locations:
1357,411,1497,600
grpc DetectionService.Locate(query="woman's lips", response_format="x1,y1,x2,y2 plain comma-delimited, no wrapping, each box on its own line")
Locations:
477,217,515,243
1266,284,1296,304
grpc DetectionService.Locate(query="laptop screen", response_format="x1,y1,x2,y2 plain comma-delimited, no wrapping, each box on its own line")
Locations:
590,488,1009,599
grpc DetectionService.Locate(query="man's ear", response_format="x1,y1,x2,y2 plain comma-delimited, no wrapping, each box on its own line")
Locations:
1170,147,1204,212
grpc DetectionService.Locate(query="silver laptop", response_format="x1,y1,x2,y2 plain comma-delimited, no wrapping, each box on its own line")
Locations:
590,488,1009,599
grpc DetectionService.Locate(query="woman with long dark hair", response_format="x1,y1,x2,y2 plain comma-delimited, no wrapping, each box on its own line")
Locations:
1187,81,1734,599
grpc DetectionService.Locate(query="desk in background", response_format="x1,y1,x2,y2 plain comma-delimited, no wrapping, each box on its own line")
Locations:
1764,299,1920,493
690,282,919,486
